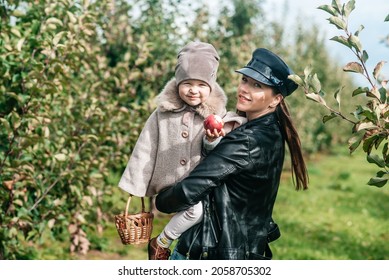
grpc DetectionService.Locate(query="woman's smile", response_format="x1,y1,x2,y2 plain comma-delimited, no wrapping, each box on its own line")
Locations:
238,94,251,102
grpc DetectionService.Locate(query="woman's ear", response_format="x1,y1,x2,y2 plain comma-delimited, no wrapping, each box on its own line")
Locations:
270,94,283,108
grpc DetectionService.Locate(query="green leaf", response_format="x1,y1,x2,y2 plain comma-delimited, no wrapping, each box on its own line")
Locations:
353,106,375,121
348,135,362,153
385,14,389,22
86,134,99,142
10,111,21,129
0,118,12,133
8,227,18,238
363,134,379,154
361,50,369,63
334,87,342,107
303,66,313,78
26,230,38,241
328,16,347,30
384,143,389,166
378,87,387,103
367,177,387,187
348,35,362,52
354,25,365,37
367,154,385,168
310,74,321,92
343,0,355,17
330,35,351,48
352,87,369,96
323,113,337,123
343,62,364,74
31,20,41,35
367,87,381,100
376,170,387,178
374,136,384,149
331,0,342,13
317,5,337,16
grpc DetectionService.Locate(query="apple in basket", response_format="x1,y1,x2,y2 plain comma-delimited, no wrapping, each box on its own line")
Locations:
204,114,224,133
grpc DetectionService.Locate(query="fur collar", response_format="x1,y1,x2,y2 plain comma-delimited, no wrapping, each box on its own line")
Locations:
157,78,227,118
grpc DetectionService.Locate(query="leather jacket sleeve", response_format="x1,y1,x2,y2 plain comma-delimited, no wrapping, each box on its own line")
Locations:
156,130,254,213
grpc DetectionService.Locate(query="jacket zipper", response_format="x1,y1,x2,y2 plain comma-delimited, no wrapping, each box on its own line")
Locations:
186,225,201,260
207,206,219,244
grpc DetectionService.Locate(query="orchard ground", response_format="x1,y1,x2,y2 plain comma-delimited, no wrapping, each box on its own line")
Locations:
32,145,389,260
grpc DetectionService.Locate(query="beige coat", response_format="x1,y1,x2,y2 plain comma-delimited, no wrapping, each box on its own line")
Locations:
118,78,245,197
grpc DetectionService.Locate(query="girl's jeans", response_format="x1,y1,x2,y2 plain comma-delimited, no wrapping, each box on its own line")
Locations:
169,247,187,260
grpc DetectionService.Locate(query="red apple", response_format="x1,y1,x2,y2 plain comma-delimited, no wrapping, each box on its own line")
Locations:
204,114,224,132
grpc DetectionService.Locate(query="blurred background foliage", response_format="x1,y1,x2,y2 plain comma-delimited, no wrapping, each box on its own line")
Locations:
0,0,386,259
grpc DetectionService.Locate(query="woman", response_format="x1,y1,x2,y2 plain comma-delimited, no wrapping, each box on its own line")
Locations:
156,48,309,260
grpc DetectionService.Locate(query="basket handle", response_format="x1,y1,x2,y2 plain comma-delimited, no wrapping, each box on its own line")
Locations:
124,195,146,218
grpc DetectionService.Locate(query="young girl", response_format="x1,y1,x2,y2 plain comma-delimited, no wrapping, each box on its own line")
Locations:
118,41,245,260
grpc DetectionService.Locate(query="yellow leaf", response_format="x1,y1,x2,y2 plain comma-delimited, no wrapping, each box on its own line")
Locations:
66,11,77,24
11,27,22,38
12,10,25,17
373,61,386,79
48,219,56,229
68,224,78,234
46,17,63,26
306,93,327,106
53,31,66,46
343,62,364,74
83,0,90,9
356,122,378,131
54,153,67,161
16,38,25,52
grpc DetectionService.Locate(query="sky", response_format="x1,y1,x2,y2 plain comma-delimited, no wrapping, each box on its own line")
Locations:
262,0,389,85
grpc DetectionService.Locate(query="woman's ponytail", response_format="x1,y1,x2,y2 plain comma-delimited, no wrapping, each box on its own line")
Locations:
277,100,309,190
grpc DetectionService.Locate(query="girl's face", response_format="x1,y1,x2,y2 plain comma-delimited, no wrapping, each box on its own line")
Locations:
178,79,211,106
236,75,283,121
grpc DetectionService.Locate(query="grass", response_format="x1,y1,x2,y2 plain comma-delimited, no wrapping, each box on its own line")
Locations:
36,146,389,260
272,146,389,259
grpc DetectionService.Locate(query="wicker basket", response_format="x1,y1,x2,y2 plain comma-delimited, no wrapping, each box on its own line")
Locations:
114,195,154,245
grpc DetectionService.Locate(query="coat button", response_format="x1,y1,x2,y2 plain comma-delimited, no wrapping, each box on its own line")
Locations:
180,159,187,165
181,131,189,138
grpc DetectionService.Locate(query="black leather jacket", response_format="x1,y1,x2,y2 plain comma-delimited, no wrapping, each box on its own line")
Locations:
156,112,284,259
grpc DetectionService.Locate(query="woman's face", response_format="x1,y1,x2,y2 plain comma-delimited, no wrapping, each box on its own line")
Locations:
178,79,211,106
236,75,283,121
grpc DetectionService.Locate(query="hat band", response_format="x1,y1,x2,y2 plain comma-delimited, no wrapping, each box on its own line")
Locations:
246,58,284,88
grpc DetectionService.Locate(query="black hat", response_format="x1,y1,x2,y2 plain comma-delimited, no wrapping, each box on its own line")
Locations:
235,48,298,96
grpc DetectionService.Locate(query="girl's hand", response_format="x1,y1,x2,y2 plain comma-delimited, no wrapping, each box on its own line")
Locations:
205,128,225,142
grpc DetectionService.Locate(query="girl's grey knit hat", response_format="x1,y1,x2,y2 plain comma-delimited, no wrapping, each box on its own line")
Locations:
175,41,220,91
